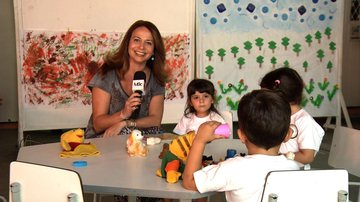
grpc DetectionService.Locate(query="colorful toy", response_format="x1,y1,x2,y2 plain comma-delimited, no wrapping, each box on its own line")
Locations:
214,123,231,138
156,131,196,183
126,129,148,157
60,128,100,158
61,128,85,151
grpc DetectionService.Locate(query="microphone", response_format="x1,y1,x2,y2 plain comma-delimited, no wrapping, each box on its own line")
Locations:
130,71,146,119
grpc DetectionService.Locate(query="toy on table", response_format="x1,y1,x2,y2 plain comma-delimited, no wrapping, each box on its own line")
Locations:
146,137,162,145
60,128,100,158
156,131,196,183
214,123,231,138
126,129,148,157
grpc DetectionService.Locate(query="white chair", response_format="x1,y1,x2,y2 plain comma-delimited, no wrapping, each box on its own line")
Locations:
261,169,349,202
329,126,360,202
221,111,233,139
9,161,84,202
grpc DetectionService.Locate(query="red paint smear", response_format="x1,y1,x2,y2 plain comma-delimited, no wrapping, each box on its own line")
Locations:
62,32,74,46
23,43,45,71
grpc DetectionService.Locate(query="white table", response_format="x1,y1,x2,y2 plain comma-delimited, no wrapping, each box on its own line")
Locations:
17,135,247,201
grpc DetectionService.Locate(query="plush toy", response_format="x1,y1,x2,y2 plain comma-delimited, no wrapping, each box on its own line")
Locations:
126,129,148,157
61,128,85,151
156,131,196,183
60,128,100,158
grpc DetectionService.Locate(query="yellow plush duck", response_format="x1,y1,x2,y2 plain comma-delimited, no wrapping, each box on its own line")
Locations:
156,131,196,183
60,128,100,158
126,129,148,157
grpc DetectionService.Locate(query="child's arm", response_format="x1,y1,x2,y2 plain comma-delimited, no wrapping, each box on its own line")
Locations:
182,121,222,191
292,149,315,164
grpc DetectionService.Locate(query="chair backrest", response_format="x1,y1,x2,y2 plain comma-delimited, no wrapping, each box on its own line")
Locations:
328,126,360,177
221,111,233,139
261,169,349,202
9,161,84,202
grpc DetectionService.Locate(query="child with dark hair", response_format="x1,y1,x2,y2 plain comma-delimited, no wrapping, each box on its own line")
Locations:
182,89,299,202
173,78,225,135
260,67,324,165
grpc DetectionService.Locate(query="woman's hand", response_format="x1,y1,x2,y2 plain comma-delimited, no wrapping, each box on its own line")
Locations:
103,121,126,137
122,92,142,118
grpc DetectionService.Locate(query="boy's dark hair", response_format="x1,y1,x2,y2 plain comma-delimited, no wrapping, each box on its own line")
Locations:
260,67,304,105
184,79,220,117
237,89,291,150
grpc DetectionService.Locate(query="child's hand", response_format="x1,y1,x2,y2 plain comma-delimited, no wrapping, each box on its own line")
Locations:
195,121,224,143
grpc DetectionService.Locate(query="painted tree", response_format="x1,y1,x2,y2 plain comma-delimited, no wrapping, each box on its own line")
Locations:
315,31,322,44
281,37,290,51
283,60,290,67
268,41,277,53
205,65,214,79
243,41,253,54
317,49,325,62
255,37,264,51
230,46,239,58
305,34,313,47
218,48,226,61
205,49,214,61
329,41,336,54
303,61,309,72
292,43,302,57
270,56,277,68
324,27,332,39
256,55,264,68
237,57,245,69
327,61,333,73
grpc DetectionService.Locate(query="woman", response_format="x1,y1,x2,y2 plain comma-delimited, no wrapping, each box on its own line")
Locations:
85,20,166,138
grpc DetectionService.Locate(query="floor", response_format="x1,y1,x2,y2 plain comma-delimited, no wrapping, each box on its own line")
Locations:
1,109,360,202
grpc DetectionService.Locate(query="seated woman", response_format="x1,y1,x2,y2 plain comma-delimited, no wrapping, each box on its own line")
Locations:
85,20,166,138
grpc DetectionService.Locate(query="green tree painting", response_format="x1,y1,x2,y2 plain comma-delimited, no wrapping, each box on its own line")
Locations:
255,37,264,51
281,37,290,51
293,43,302,57
205,65,214,79
268,41,277,53
218,48,226,61
283,60,290,67
303,61,309,72
305,34,313,47
324,27,332,39
205,49,214,61
329,41,336,54
256,55,264,68
230,46,239,58
317,49,325,62
270,56,277,68
244,41,253,54
315,31,322,44
237,57,245,69
327,61,333,73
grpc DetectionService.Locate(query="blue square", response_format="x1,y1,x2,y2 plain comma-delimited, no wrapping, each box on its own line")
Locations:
246,3,255,13
298,5,307,15
217,3,226,13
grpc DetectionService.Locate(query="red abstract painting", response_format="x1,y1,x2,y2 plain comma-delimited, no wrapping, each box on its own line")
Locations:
22,31,190,107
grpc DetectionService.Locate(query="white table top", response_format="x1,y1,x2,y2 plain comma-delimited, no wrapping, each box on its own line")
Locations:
17,134,247,200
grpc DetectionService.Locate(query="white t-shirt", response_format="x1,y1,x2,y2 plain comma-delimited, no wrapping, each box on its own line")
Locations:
173,111,225,135
279,109,325,154
194,154,300,202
